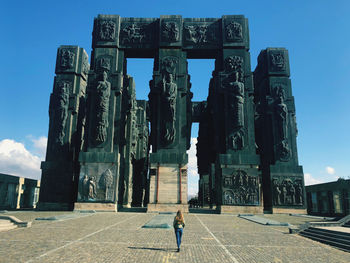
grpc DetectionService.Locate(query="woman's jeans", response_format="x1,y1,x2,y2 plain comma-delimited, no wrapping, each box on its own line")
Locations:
174,228,183,248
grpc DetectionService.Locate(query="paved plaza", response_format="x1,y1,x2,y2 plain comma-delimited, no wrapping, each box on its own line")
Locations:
0,212,348,263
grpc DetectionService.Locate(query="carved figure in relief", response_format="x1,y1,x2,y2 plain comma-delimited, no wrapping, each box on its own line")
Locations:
274,85,291,161
94,71,111,143
162,22,179,42
295,181,303,204
51,81,70,145
184,25,210,44
100,169,113,200
270,53,285,70
225,21,243,41
88,177,97,199
223,56,245,150
122,24,147,43
99,20,116,41
81,175,90,200
223,170,259,205
272,179,281,205
82,55,89,75
60,49,75,69
273,178,303,206
161,73,177,144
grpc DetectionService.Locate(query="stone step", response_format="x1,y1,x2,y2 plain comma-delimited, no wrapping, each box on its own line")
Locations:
308,227,350,239
302,229,350,246
299,228,350,252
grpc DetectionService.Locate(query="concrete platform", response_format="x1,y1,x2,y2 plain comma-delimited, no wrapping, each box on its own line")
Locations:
0,211,349,263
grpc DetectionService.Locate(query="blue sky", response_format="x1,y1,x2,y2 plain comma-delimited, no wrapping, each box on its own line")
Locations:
1,0,349,196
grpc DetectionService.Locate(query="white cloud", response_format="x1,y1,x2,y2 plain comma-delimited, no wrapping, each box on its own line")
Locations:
304,173,323,186
0,139,43,180
32,136,47,157
325,166,335,175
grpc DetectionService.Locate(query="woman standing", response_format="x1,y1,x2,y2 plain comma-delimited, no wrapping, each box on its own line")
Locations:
173,210,185,252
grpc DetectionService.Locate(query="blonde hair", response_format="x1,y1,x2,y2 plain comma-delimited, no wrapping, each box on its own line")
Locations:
175,210,184,223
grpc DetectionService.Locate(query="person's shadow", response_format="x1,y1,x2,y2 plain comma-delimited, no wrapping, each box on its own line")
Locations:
128,246,175,252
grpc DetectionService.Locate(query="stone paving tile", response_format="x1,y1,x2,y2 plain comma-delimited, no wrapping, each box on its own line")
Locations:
0,212,349,263
226,245,349,263
0,240,68,263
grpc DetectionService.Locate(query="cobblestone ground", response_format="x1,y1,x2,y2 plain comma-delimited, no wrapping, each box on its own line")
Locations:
0,212,348,263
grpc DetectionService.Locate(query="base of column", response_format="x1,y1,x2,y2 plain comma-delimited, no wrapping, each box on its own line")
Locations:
74,202,117,212
147,203,189,213
218,205,264,214
272,207,307,214
36,202,72,211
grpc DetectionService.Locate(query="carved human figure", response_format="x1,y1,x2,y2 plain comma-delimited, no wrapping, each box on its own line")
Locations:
275,87,288,141
81,175,90,200
161,72,177,144
94,71,111,143
226,21,243,41
295,182,303,204
273,180,281,205
281,184,287,204
51,81,69,145
88,177,97,199
60,49,75,69
162,22,179,42
99,20,116,41
289,183,296,204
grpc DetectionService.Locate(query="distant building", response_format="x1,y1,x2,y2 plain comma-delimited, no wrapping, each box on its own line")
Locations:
0,173,40,210
306,179,350,217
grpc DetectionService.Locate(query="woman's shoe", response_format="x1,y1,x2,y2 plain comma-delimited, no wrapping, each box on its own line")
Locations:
177,248,180,252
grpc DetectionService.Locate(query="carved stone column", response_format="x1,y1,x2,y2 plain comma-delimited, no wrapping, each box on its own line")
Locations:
207,15,262,213
75,15,123,211
38,45,89,210
254,48,306,214
147,16,191,212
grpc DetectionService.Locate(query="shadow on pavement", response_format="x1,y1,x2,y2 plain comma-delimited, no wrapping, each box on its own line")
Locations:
128,246,171,251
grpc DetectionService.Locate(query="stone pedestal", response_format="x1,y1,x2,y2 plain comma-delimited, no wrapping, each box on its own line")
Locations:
147,164,188,212
74,202,117,211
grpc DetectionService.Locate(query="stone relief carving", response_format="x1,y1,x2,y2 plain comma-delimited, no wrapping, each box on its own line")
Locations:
94,71,111,144
99,168,114,200
121,23,148,43
225,21,243,42
130,92,138,159
223,56,245,150
160,57,178,145
80,175,97,201
162,21,179,42
273,84,291,161
60,49,75,69
98,20,116,41
222,170,259,205
272,177,303,206
96,57,111,72
51,80,70,145
82,55,89,75
270,52,286,71
184,24,215,44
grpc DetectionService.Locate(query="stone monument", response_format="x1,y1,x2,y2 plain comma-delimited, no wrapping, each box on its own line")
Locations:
38,15,306,214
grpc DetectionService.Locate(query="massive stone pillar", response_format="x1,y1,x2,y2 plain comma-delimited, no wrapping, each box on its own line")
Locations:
207,16,262,213
254,48,306,213
75,15,124,211
38,46,89,210
148,16,192,212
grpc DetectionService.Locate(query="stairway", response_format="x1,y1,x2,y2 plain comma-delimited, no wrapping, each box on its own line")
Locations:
342,220,350,228
0,219,17,232
299,227,350,252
